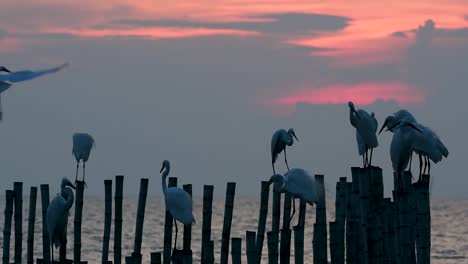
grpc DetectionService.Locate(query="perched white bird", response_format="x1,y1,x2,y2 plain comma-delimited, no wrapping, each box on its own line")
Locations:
348,102,378,168
380,109,449,180
0,63,69,121
160,160,195,257
47,178,76,262
271,128,299,174
72,133,95,186
268,168,320,224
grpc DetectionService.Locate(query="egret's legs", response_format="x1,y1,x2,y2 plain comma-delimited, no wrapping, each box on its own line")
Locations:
369,147,374,168
284,148,290,171
51,244,54,263
82,163,88,188
409,153,413,173
422,155,428,177
289,198,296,226
418,154,423,181
427,157,431,176
172,219,178,261
75,162,79,185
272,162,276,175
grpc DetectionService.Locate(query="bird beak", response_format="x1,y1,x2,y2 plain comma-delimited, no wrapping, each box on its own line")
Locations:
67,182,77,190
387,121,401,132
378,119,389,135
291,131,299,142
352,109,361,119
160,165,164,173
0,67,11,73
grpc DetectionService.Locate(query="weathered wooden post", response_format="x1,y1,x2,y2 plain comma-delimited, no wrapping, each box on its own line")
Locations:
256,181,270,263
356,168,369,264
267,231,278,264
269,187,281,264
329,222,337,264
150,252,162,264
27,187,38,264
40,184,51,264
114,175,124,264
74,181,86,263
204,240,215,264
345,181,358,264
415,174,431,264
220,182,236,264
246,231,257,264
201,185,214,262
163,177,178,264
14,182,23,264
183,184,193,264
312,174,327,264
132,178,149,264
397,171,413,264
293,225,305,264
335,177,347,264
3,190,14,264
367,167,384,264
279,192,292,264
231,237,242,264
102,180,113,264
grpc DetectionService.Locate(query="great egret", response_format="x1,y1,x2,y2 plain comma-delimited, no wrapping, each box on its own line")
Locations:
0,63,69,121
348,102,378,168
388,120,423,189
160,160,195,258
267,168,320,224
271,128,299,174
47,177,76,262
72,133,95,186
379,110,449,180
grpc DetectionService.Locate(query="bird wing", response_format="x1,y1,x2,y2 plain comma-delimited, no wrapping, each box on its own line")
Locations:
73,133,95,161
354,110,378,148
356,131,366,156
5,63,69,83
271,130,284,163
47,194,66,248
165,187,194,225
284,168,319,203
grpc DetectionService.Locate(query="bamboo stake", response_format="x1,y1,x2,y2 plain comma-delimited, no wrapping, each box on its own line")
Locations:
267,231,278,264
114,175,124,264
345,181,357,264
201,185,214,262
133,178,149,262
27,187,37,264
40,184,51,264
231,237,242,264
204,240,215,264
272,190,281,233
246,231,257,264
335,177,347,264
163,177,177,264
220,182,236,264
2,190,14,264
150,252,162,264
102,180,113,264
312,174,327,264
14,182,23,264
293,225,304,264
280,192,292,264
357,169,369,264
74,181,86,263
182,184,193,264
256,181,270,263
329,222,337,264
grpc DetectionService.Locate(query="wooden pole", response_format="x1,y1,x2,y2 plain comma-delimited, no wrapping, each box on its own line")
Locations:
201,185,214,262
114,175,124,264
203,240,215,264
367,167,383,264
163,177,178,264
280,192,292,264
220,182,236,264
267,231,278,264
231,237,242,264
27,187,37,264
133,178,149,263
256,181,270,264
40,184,51,264
293,225,304,264
312,174,327,264
345,181,357,264
2,190,14,264
182,184,193,264
334,177,347,264
357,169,369,264
102,180,113,264
272,190,281,233
59,222,67,262
150,252,162,264
74,181,86,263
415,174,431,264
397,171,413,264
13,182,23,264
329,222,337,264
246,231,257,264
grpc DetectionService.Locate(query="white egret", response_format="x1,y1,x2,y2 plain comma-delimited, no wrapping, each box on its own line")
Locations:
47,177,76,262
72,133,95,186
348,102,378,168
379,110,449,180
160,160,195,258
271,128,299,174
0,63,69,121
267,168,320,224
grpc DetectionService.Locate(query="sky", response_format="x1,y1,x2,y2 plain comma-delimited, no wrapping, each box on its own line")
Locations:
0,0,467,198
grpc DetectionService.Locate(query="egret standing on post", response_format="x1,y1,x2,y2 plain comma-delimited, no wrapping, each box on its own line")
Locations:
72,133,95,186
267,168,320,224
0,63,69,121
47,177,76,262
271,128,299,174
348,102,378,168
160,160,195,258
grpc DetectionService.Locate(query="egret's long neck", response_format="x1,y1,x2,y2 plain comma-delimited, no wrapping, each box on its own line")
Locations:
161,167,170,195
62,187,75,211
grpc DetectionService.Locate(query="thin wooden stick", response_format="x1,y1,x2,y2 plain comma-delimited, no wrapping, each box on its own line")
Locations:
267,231,278,264
133,178,149,262
114,175,124,264
27,187,37,264
312,174,327,264
220,182,236,264
279,192,291,264
246,231,257,264
335,177,347,264
14,182,23,264
102,180,113,263
40,184,51,264
2,190,14,264
256,181,270,264
201,185,214,261
74,181,86,263
231,237,242,264
183,184,193,264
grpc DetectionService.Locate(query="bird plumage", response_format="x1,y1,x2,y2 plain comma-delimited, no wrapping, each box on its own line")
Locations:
271,128,298,173
0,63,68,84
72,133,95,162
348,102,378,167
269,168,320,205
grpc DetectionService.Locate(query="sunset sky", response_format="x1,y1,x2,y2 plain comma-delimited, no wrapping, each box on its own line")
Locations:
0,1,467,197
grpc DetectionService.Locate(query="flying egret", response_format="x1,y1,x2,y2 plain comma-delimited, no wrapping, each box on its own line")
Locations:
160,160,195,259
388,120,423,189
379,110,449,180
0,63,69,121
267,168,320,224
47,177,76,262
348,102,378,168
72,133,95,186
271,128,299,174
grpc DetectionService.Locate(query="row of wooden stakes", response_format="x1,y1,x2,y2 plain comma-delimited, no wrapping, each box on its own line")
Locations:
1,167,431,264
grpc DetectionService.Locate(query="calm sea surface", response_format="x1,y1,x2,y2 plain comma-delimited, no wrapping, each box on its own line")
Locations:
0,196,467,263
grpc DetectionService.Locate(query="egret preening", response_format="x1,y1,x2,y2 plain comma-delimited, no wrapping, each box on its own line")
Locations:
72,133,95,186
267,168,320,225
47,178,76,262
379,110,449,180
388,120,423,189
348,102,378,168
271,128,299,174
160,160,195,259
0,63,69,121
